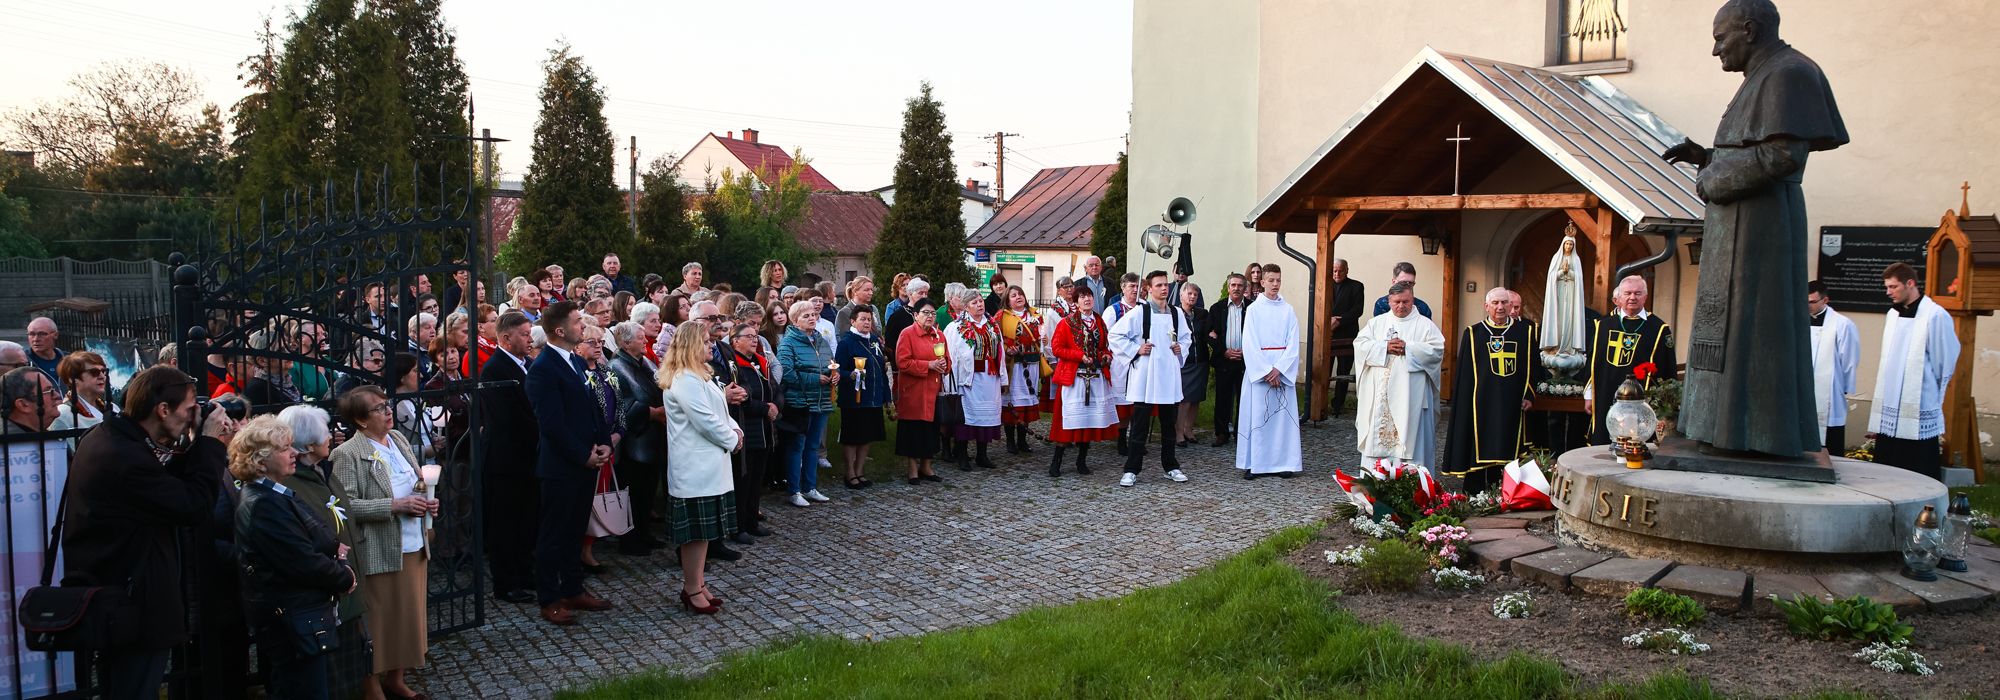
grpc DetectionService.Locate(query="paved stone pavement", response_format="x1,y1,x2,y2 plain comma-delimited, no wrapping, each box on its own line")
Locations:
421,419,1358,697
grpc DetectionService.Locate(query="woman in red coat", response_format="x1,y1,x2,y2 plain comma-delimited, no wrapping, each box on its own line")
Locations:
893,298,949,485
1048,286,1120,477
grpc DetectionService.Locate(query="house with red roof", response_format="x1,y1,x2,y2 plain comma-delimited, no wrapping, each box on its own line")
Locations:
966,163,1119,303
677,128,840,192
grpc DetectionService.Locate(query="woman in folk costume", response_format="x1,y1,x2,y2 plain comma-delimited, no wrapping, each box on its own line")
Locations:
1040,277,1078,412
945,286,1007,471
1047,286,1119,477
998,286,1048,454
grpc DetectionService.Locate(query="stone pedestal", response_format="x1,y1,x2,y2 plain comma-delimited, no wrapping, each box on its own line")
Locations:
1550,446,1946,569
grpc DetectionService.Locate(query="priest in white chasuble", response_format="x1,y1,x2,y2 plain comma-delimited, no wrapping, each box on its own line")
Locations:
1235,264,1302,478
1444,287,1539,494
1867,263,1958,480
1354,282,1447,475
1807,280,1860,452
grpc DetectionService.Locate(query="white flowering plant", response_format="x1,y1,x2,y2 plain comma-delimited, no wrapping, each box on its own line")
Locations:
1349,515,1405,540
1622,627,1711,656
1415,524,1471,567
1854,642,1936,676
1466,490,1500,516
1325,545,1373,566
1492,591,1535,619
1433,567,1484,591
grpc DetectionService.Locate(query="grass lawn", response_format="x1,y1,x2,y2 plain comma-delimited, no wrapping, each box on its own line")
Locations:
1955,470,1999,541
560,524,1785,700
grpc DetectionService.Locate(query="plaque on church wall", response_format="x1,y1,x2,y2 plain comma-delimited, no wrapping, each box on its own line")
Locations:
1816,226,1930,313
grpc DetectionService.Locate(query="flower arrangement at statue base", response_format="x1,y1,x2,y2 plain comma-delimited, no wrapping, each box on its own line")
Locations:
1845,439,1876,462
1622,627,1711,656
1534,380,1587,397
1853,642,1936,676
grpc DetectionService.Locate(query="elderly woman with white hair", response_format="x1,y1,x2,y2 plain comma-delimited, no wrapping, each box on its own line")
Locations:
945,285,1006,470
276,405,376,700
883,276,930,361
630,301,664,364
231,415,356,700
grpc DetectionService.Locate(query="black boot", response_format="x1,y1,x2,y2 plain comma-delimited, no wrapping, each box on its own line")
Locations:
1049,446,1066,477
1017,426,1034,454
1075,443,1092,475
955,440,972,471
1002,425,1018,454
976,441,996,469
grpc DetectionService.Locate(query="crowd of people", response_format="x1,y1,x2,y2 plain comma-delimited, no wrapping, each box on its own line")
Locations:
0,241,1959,699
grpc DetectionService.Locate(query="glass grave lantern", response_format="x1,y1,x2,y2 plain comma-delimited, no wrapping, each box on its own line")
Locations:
1604,378,1657,469
1939,493,1974,573
1901,504,1944,582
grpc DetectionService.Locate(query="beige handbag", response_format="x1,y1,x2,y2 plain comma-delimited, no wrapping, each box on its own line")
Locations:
587,461,633,537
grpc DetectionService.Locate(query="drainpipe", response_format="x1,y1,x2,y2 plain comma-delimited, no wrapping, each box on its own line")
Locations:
1274,231,1318,424
1614,224,1691,280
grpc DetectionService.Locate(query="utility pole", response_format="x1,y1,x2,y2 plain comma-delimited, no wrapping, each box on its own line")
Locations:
982,132,1019,208
629,135,639,236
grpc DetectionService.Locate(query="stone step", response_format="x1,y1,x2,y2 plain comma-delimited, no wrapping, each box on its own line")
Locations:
1463,516,1530,530
1571,558,1675,598
1510,548,1612,592
1491,510,1557,523
1814,571,1924,613
1750,573,1835,618
1875,571,1993,613
1653,565,1750,613
1466,536,1556,573
1466,528,1526,544
1938,555,2000,595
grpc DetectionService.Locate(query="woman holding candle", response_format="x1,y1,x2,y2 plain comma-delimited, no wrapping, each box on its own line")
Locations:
329,385,438,700
893,298,947,484
834,306,890,488
998,286,1046,454
945,287,1006,471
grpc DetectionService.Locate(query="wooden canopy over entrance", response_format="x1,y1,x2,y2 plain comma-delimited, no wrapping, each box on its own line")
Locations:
1245,48,1704,421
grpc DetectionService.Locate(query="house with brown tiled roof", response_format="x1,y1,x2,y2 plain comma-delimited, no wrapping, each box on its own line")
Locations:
795,191,887,285
677,129,840,192
967,163,1118,303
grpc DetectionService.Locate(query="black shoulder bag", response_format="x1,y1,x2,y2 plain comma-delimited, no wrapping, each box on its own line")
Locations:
18,478,139,651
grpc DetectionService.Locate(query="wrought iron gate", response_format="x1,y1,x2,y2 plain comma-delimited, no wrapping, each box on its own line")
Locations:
170,163,490,640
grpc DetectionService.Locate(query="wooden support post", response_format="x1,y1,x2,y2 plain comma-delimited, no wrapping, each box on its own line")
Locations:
1311,210,1354,421
1565,207,1613,313
1943,312,1984,480
1439,216,1461,402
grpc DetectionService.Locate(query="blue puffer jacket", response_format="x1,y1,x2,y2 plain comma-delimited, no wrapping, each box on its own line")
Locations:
777,325,835,413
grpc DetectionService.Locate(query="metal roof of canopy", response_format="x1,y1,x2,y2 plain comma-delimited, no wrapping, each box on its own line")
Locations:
1244,47,1705,234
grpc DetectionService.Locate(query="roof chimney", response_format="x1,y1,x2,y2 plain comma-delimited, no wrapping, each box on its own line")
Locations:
742,128,759,144
726,131,734,140
966,178,978,191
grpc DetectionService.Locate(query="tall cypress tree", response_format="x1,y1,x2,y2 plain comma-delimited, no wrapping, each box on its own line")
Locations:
1090,151,1127,268
870,82,971,287
510,43,626,278
374,0,470,180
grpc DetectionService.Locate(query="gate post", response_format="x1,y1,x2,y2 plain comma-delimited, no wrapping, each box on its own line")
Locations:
172,263,204,390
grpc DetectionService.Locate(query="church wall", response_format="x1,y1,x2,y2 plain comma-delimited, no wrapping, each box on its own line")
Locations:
1134,0,2000,454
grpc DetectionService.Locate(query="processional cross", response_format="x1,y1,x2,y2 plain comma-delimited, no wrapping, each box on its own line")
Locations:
1448,124,1471,196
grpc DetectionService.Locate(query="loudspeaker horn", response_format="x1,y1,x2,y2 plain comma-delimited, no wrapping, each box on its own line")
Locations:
1141,225,1177,260
1163,197,1196,226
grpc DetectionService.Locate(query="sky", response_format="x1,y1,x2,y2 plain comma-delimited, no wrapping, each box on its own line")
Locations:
0,0,1133,194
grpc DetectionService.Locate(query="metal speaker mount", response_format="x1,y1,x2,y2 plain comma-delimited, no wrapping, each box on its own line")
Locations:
1163,197,1196,226
1141,224,1177,260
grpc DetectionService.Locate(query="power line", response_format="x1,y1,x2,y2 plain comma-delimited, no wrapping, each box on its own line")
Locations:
6,185,229,201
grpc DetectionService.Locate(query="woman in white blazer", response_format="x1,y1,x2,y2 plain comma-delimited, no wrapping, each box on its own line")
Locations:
656,320,742,615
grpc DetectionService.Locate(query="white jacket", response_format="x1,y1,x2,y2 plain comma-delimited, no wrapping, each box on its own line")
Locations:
663,369,742,498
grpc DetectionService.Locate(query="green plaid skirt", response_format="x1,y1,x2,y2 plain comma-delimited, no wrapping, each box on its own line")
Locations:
668,494,738,544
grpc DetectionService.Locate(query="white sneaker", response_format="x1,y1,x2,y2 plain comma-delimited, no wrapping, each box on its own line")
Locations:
1166,469,1189,483
1118,473,1137,487
818,457,833,470
789,493,810,507
804,489,831,502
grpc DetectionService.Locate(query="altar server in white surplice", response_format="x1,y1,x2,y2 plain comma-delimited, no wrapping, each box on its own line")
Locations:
1354,281,1446,475
1109,271,1194,487
1806,281,1861,452
1867,263,1958,480
1236,264,1302,478
1100,273,1143,453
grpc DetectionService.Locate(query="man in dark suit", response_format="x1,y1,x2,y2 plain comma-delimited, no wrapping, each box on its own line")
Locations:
523,301,618,625
478,311,541,604
1207,273,1250,445
1327,258,1366,417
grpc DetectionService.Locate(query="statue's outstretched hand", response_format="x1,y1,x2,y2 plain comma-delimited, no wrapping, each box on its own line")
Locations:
1662,139,1709,167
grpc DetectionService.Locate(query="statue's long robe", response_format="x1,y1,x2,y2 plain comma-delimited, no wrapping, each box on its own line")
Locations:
1680,41,1848,457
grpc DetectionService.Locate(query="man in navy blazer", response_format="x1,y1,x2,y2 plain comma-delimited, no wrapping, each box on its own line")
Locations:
524,301,618,625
